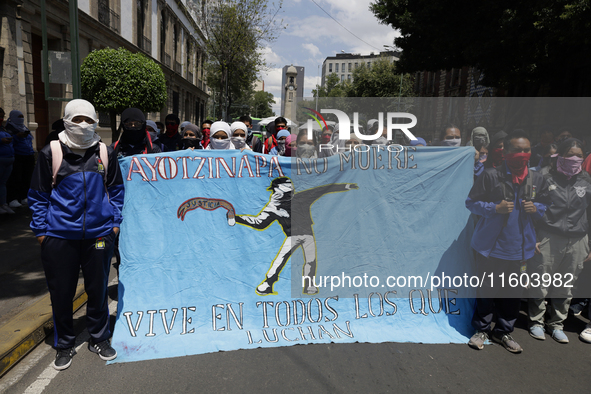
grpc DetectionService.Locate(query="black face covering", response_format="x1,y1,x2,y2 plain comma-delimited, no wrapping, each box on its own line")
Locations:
182,138,202,149
120,108,147,146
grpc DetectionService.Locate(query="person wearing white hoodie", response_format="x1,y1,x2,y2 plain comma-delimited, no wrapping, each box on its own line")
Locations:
28,99,123,370
206,121,235,150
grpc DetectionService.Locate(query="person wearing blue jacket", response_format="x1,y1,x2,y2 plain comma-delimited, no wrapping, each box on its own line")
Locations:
0,107,15,214
28,99,124,371
5,109,35,208
466,130,548,354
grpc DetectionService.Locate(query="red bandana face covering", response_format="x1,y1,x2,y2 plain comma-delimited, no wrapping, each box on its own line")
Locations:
166,124,179,137
505,152,531,185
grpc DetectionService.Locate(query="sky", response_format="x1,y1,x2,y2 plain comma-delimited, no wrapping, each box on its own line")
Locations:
258,0,399,115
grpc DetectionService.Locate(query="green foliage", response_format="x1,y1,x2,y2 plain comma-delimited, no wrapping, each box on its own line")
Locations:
81,47,167,114
250,91,275,118
370,0,591,94
203,0,284,119
347,58,414,97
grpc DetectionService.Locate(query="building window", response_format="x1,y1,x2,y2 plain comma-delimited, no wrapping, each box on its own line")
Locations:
289,76,294,84
347,74,351,81
160,10,167,65
342,63,345,72
348,63,351,72
98,0,120,33
354,62,358,69
335,63,339,72
137,0,150,53
341,74,344,82
329,63,332,72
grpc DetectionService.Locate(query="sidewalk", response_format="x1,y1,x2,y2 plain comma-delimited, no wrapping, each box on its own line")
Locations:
0,208,87,376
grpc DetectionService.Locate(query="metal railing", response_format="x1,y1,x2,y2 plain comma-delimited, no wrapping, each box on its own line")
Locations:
188,71,193,83
163,53,171,68
140,35,152,54
174,60,182,74
98,3,120,33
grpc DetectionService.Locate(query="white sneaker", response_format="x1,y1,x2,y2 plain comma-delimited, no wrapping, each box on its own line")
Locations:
580,325,591,343
0,204,15,214
8,199,22,208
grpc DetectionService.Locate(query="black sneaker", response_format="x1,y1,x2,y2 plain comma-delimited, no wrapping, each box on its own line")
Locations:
53,347,76,371
88,339,117,361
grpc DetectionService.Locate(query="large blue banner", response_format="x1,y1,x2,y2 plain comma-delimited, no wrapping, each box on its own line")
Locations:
111,147,476,364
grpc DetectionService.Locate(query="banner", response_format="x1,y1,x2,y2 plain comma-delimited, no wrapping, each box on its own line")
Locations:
111,147,476,364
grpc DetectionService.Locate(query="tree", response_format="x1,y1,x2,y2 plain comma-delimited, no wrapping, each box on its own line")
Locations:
81,47,167,141
250,91,275,118
312,73,349,98
346,58,414,98
370,0,591,95
203,0,285,120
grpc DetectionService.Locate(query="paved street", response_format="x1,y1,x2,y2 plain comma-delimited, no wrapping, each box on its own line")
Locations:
2,205,591,393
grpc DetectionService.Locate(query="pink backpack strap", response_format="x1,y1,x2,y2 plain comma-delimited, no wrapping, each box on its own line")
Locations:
99,142,109,178
50,140,63,188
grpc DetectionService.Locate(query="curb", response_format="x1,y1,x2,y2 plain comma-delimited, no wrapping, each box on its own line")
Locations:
0,284,87,377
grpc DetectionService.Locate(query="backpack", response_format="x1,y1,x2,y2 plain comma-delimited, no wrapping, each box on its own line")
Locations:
49,140,109,188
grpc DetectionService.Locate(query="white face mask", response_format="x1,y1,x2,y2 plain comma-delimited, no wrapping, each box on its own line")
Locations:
60,119,99,149
231,136,246,149
441,138,461,147
210,137,232,150
297,144,316,158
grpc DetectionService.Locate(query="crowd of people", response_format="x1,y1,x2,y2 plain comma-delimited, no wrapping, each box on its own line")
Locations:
2,99,591,370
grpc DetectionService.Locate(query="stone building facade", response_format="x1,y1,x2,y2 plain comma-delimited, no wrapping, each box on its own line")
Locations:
0,0,209,149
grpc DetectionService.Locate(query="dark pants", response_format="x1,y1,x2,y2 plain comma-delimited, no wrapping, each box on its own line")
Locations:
472,253,524,336
41,232,115,349
7,154,35,202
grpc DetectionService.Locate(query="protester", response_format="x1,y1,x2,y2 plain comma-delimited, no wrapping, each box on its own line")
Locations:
466,130,548,353
5,110,35,208
531,143,557,172
484,131,507,168
527,138,591,343
240,115,262,153
556,131,572,144
206,121,234,150
44,119,66,146
270,129,290,155
180,121,190,134
531,131,554,167
296,128,317,159
159,114,183,151
0,107,15,214
284,134,296,157
146,120,164,152
467,127,490,147
474,141,488,179
263,117,288,154
409,137,426,147
180,123,202,150
113,108,161,156
230,121,250,151
201,119,213,149
28,99,123,370
439,125,462,146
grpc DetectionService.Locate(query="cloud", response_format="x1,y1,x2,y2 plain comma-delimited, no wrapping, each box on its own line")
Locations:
302,43,321,59
259,46,284,67
285,1,400,55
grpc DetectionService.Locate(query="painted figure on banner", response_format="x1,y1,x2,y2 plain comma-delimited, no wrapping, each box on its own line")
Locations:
234,177,358,296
